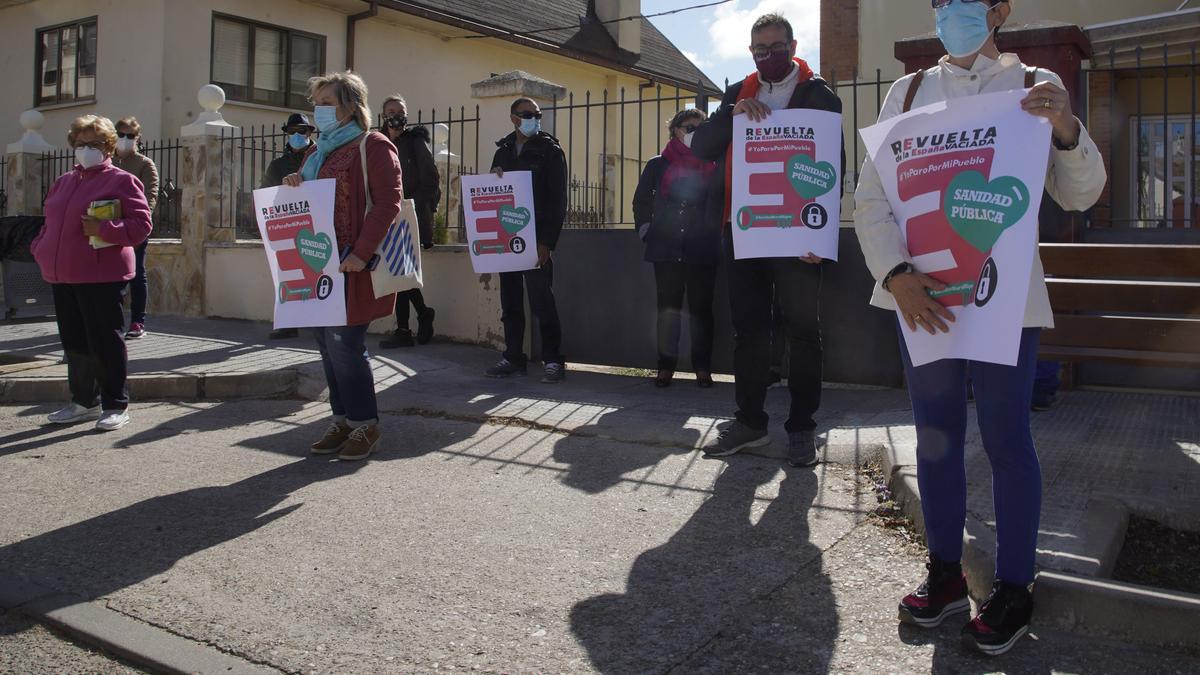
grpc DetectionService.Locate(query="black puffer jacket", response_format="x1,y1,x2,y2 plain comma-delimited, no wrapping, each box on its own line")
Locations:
390,125,441,249
490,131,568,250
632,156,722,265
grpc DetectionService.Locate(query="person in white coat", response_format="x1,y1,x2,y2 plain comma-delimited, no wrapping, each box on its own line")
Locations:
853,0,1106,657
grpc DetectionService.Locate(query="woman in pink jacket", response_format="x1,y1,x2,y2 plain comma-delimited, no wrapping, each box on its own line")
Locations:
31,115,153,431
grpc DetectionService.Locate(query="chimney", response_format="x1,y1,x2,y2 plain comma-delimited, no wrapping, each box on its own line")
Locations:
595,0,642,55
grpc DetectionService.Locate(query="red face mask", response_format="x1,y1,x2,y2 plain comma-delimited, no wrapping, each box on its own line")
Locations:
755,51,793,82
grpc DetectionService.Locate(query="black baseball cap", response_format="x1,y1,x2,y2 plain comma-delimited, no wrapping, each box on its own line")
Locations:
284,113,315,132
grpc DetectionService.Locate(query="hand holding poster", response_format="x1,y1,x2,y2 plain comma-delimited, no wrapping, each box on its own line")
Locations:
461,171,538,273
253,178,347,328
859,88,1051,366
731,108,843,261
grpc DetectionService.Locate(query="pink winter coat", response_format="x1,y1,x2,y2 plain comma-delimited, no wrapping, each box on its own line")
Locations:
32,160,153,284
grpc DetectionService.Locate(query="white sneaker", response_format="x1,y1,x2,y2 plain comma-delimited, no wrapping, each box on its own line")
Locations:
95,410,131,432
47,403,101,425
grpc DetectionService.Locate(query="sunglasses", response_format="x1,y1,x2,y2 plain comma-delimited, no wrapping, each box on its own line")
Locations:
284,128,312,135
514,111,543,120
680,123,700,134
116,132,137,139
751,42,791,58
932,0,994,8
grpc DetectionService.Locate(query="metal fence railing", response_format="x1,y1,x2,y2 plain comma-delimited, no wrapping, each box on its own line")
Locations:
0,154,7,215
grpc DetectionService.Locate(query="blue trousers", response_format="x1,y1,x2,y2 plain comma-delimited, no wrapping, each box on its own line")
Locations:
128,241,148,325
899,325,1043,585
312,324,378,426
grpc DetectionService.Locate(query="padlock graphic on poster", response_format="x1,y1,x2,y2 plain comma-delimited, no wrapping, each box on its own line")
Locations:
802,203,828,230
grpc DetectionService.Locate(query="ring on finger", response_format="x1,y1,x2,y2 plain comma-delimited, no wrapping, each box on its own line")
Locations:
1043,99,1052,109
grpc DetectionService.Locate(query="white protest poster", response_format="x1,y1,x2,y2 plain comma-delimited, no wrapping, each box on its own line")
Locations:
461,170,539,273
731,108,843,261
859,88,1051,367
252,178,347,328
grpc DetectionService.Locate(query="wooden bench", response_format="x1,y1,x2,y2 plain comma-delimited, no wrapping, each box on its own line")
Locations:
1039,243,1200,369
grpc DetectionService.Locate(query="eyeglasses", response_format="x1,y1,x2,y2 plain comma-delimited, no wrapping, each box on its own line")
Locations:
932,0,993,8
514,111,543,120
73,141,107,150
284,128,311,135
751,42,791,58
116,132,137,139
680,124,700,134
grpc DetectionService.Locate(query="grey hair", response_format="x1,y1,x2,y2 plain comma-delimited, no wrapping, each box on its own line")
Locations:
308,71,372,131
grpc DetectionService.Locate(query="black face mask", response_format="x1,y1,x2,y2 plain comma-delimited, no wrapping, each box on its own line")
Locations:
385,115,407,130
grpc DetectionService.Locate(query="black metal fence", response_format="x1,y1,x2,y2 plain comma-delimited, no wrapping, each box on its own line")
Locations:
1083,44,1198,229
38,141,183,238
827,68,899,225
0,155,7,215
218,107,480,240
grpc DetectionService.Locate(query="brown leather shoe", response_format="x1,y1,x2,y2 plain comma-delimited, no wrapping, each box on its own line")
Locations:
311,422,352,455
338,424,381,461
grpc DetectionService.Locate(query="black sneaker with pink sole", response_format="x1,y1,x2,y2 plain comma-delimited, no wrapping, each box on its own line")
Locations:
961,580,1034,657
898,557,971,628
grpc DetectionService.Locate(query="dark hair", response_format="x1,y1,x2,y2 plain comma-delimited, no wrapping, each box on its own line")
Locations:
510,97,537,115
751,13,793,42
116,116,141,136
667,108,705,133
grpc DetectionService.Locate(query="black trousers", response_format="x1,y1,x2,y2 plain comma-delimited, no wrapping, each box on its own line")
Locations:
499,261,563,365
725,241,823,432
52,282,130,411
394,288,428,328
653,261,717,372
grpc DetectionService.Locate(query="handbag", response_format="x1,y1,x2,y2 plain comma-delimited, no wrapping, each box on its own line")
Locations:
359,134,424,297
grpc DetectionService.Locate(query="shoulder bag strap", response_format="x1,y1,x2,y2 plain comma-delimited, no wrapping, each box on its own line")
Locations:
903,69,926,113
358,133,372,218
1025,67,1037,89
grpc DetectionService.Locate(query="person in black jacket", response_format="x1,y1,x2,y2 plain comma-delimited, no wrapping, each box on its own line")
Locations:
690,13,844,467
632,108,720,389
378,95,440,348
261,112,315,340
485,97,569,383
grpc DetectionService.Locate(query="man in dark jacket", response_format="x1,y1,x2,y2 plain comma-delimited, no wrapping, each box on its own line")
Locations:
261,112,315,340
485,97,569,383
690,13,844,467
379,95,440,348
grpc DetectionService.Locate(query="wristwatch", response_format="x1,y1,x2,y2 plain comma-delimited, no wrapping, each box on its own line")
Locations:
882,262,915,291
1052,135,1079,152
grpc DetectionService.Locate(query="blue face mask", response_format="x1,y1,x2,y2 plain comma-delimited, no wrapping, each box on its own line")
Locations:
935,1,993,59
519,117,540,137
313,105,341,134
287,133,309,150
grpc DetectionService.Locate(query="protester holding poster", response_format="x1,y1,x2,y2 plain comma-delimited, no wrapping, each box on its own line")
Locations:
281,71,403,462
690,13,843,468
853,0,1105,656
632,108,721,389
485,97,569,384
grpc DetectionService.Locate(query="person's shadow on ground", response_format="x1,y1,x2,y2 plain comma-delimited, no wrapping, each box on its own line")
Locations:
551,405,700,494
569,460,837,672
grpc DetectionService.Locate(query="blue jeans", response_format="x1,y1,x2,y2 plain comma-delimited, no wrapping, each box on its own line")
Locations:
312,325,378,426
899,325,1043,585
1034,359,1060,397
128,241,148,325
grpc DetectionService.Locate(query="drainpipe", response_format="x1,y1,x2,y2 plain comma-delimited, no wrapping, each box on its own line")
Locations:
347,0,379,71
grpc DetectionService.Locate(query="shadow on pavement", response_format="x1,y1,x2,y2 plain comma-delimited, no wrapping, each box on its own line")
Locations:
569,461,837,672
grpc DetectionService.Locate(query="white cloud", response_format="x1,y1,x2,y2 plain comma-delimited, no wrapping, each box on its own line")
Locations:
705,0,821,65
682,49,710,68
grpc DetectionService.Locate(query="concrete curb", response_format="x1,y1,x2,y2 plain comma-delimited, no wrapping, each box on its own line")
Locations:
881,448,1200,652
0,569,278,674
0,370,298,404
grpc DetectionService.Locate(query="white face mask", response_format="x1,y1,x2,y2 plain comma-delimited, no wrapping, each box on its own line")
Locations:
116,137,136,154
682,131,695,148
75,146,105,169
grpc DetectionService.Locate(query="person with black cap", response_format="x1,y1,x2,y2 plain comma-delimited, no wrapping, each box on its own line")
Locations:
261,113,315,340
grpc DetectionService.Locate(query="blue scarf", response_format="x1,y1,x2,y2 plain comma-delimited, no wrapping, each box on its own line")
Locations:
300,121,364,181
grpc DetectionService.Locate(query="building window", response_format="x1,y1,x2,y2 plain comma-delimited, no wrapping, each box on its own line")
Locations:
35,18,98,107
1131,116,1199,229
210,14,325,110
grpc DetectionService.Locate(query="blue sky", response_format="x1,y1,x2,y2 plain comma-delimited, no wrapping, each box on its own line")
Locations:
644,0,822,90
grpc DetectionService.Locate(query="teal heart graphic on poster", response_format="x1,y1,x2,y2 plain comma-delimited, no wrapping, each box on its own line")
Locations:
295,229,333,273
787,154,837,199
498,205,531,235
944,171,1030,253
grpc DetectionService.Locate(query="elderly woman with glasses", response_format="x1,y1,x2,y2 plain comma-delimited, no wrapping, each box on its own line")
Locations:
632,108,721,389
31,115,153,431
853,0,1105,656
282,71,403,462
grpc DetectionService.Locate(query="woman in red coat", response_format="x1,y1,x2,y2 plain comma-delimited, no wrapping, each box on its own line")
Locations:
283,71,402,461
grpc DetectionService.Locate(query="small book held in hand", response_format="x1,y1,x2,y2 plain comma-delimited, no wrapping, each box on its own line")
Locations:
87,199,121,249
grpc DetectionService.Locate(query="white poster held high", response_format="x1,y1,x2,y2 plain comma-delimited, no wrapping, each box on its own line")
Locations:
252,178,347,328
859,88,1051,367
731,108,843,261
461,170,539,273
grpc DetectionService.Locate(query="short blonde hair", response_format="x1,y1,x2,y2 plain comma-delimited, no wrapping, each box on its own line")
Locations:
68,115,118,154
308,71,371,132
